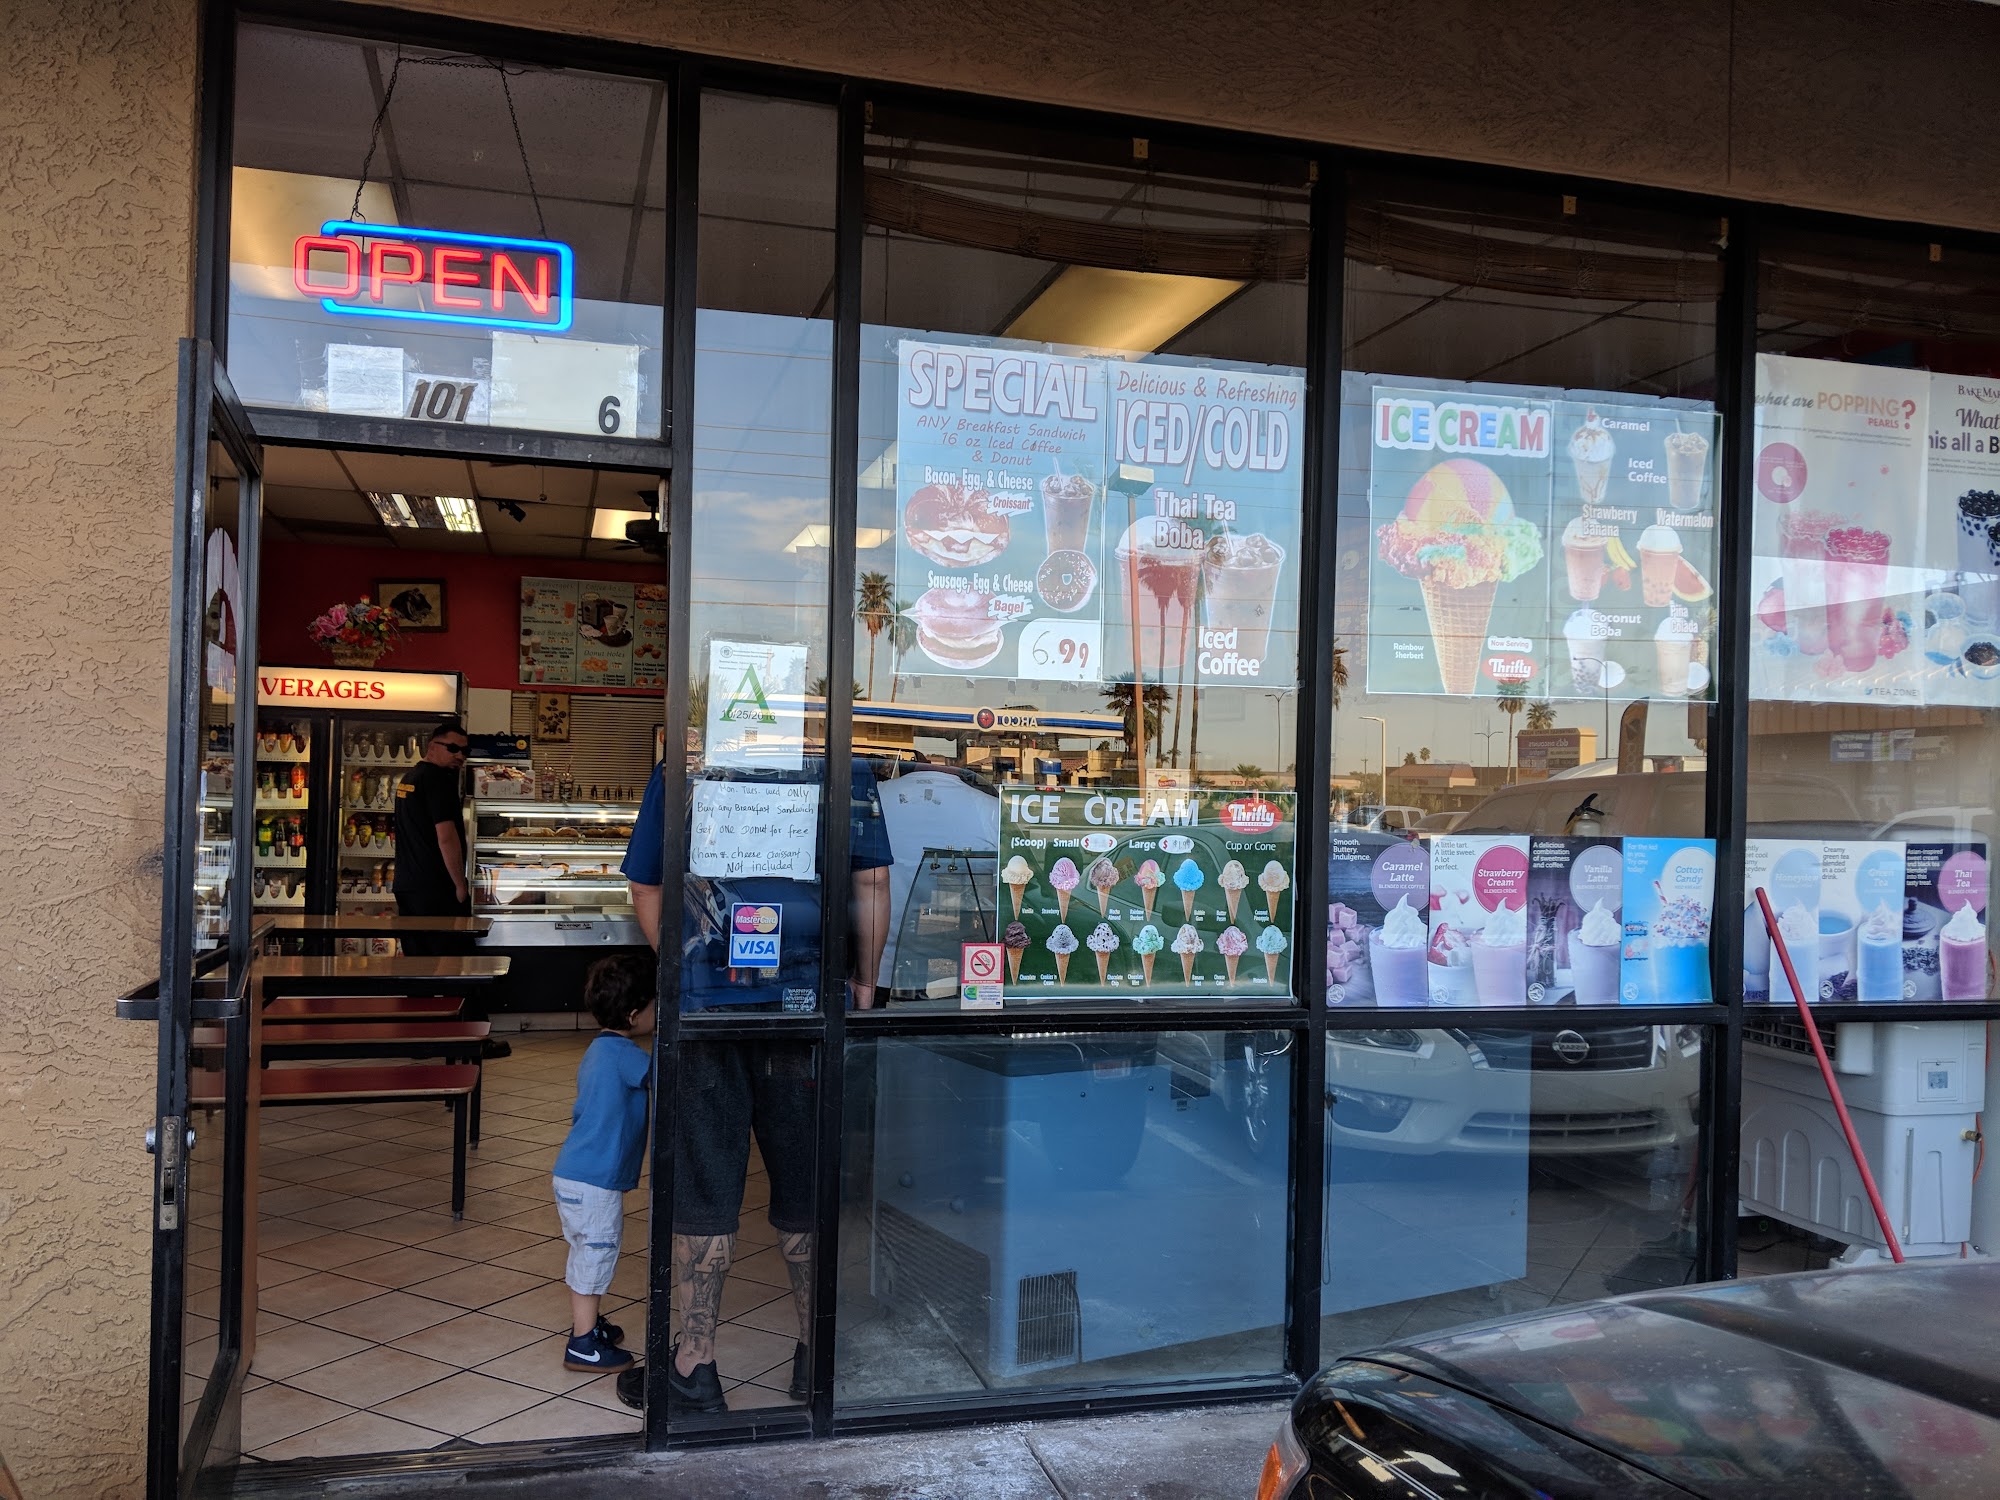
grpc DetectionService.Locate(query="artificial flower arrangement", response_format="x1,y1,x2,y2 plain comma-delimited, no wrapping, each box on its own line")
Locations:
309,599,401,665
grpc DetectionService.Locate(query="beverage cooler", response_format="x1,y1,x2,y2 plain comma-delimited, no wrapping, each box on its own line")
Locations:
247,667,463,954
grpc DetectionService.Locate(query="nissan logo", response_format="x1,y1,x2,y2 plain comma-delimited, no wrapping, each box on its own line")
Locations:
1551,1030,1591,1064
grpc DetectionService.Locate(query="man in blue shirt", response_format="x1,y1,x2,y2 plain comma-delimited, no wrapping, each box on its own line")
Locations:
620,756,891,1413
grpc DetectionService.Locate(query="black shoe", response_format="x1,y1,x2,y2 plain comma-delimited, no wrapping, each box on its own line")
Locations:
481,1038,513,1059
615,1366,644,1411
789,1341,808,1401
595,1314,625,1348
665,1343,727,1415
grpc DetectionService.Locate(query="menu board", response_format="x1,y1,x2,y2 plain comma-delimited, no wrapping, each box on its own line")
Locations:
892,337,1303,689
995,784,1295,998
1364,381,1719,703
519,576,668,689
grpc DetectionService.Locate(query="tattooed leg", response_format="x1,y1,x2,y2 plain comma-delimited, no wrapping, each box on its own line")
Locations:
674,1232,734,1373
780,1231,814,1342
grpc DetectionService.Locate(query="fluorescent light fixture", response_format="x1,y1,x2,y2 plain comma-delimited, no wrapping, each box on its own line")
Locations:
783,525,895,553
590,507,652,542
1003,266,1244,353
366,492,483,533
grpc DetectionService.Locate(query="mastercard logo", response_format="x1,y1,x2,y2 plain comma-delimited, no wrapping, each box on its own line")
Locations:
732,904,780,934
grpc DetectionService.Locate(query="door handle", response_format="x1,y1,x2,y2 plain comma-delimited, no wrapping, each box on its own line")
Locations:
144,1126,197,1155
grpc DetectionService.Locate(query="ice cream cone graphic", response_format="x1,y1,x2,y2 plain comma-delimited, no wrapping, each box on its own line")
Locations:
1225,889,1242,922
1011,887,1024,918
1180,891,1194,921
1007,949,1022,981
1180,952,1194,984
1055,952,1070,983
1142,953,1155,984
1143,889,1157,919
1264,953,1279,983
1096,889,1110,916
1225,954,1240,983
1095,951,1109,983
1265,892,1280,920
1057,890,1071,921
1418,576,1499,696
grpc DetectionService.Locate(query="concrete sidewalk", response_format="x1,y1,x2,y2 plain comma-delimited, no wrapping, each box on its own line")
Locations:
309,1402,1289,1500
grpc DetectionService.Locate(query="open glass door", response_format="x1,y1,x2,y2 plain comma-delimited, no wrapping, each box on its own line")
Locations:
146,340,263,1498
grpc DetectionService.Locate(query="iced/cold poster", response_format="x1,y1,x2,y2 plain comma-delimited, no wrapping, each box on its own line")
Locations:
1749,355,1930,706
1326,831,1430,1007
996,784,1295,999
1525,837,1624,1006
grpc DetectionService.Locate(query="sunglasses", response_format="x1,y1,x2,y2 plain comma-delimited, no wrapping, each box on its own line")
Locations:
440,742,470,754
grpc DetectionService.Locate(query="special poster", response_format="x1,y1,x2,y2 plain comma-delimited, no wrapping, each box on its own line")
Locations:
519,576,668,689
892,338,1304,689
1362,381,1718,703
996,784,1295,998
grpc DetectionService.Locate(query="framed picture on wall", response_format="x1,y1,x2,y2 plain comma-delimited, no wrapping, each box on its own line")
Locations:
377,578,447,632
536,692,571,743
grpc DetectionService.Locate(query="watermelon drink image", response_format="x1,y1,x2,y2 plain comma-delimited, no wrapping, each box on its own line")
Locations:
1377,459,1543,695
1825,524,1892,672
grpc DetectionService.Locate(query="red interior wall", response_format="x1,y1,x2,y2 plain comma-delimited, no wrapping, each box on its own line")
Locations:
259,538,666,694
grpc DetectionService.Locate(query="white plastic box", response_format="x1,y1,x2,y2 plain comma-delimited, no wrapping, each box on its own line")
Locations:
1740,1020,1984,1259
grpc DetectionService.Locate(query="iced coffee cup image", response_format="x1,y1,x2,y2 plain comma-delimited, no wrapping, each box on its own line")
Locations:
1570,899,1623,1005
1855,904,1903,1002
1376,459,1543,696
1113,513,1205,679
1568,410,1614,505
1664,429,1711,514
1940,902,1989,1001
1654,612,1699,697
1369,893,1430,1007
1202,530,1287,667
1041,470,1097,557
1470,901,1527,1007
1638,525,1683,608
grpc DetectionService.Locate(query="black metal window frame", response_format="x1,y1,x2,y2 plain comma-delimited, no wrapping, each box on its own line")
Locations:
170,0,2000,1477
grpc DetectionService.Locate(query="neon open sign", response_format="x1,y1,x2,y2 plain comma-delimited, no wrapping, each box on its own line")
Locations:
292,222,574,333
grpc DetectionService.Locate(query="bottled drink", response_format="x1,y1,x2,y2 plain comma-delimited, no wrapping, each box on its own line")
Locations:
290,764,307,799
256,817,272,857
558,764,576,802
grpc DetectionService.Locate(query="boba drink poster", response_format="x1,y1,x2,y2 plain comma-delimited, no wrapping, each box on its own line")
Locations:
1620,838,1716,1004
995,784,1295,998
1748,354,1930,708
1906,842,1990,1002
1525,837,1624,1006
893,337,1304,688
1326,830,1430,1007
1552,400,1719,705
1427,836,1531,1006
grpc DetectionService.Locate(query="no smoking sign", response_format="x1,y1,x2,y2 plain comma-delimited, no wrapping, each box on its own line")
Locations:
960,942,1004,1009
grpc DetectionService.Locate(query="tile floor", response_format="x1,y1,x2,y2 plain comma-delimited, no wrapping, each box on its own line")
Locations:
234,1032,804,1464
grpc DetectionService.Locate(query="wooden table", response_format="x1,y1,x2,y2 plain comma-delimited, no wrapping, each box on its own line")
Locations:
266,914,494,936
198,1019,491,1142
257,955,511,996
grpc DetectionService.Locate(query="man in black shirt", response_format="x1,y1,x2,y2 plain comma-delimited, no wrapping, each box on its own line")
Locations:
393,720,475,949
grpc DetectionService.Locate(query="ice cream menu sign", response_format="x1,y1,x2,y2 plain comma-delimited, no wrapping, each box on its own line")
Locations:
1751,356,2000,707
1365,384,1719,703
893,338,1303,688
519,576,669,690
995,783,1295,999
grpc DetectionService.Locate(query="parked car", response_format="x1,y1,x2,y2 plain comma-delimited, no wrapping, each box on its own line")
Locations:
1344,803,1428,834
1410,809,1466,835
1454,767,1864,839
1258,1260,2000,1499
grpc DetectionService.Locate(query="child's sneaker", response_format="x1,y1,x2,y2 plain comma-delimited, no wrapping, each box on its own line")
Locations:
563,1327,636,1374
594,1314,625,1348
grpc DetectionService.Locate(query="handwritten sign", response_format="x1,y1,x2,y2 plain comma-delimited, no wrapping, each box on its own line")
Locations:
690,779,820,880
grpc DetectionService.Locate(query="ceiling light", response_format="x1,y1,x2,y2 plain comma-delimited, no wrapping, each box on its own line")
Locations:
590,507,653,542
1003,266,1244,353
366,492,483,533
783,525,896,553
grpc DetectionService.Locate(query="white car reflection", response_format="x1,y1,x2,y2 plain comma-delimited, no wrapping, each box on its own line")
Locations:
1327,1025,1704,1158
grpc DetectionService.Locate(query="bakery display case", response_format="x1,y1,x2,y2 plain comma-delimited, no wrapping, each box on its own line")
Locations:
472,798,644,947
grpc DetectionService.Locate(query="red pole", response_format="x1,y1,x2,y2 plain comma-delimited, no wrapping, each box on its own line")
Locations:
1754,886,1905,1264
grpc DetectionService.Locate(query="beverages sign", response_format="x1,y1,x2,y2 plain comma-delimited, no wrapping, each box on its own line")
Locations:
247,666,459,715
292,222,574,333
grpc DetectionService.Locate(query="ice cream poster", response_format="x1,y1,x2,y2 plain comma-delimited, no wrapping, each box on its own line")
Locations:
1819,841,1906,1002
1619,838,1715,1004
892,337,1303,688
1744,839,1822,1004
1553,400,1719,705
1907,842,1990,1002
1748,354,1930,707
995,783,1295,998
1427,836,1530,1006
1326,831,1430,1007
1524,837,1624,1006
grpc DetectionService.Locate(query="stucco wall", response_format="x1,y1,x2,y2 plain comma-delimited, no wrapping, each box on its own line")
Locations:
405,0,2000,236
0,1,197,1496
1,0,1996,1494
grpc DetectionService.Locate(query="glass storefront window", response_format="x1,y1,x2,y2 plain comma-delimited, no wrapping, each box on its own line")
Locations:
228,24,666,438
837,1029,1291,1405
1322,1023,1703,1349
856,109,1311,1009
1743,230,2000,1006
1330,175,1724,1011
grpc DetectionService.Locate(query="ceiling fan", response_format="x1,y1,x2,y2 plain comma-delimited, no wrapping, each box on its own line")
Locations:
612,486,667,556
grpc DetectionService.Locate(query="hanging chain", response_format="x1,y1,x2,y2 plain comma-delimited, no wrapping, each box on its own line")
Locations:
497,65,550,241
349,45,404,222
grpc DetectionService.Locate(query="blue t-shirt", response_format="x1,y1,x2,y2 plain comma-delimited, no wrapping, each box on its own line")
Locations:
551,1033,652,1192
621,758,894,1011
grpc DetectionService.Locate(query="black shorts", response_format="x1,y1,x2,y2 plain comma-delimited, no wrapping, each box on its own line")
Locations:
393,889,475,957
674,1038,816,1238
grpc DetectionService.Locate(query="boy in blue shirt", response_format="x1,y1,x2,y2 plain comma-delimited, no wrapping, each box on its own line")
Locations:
551,953,655,1375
